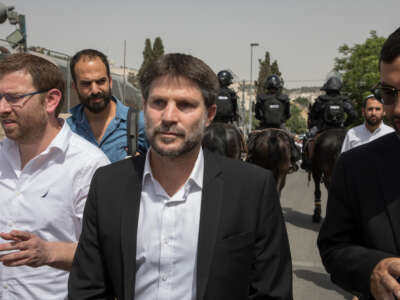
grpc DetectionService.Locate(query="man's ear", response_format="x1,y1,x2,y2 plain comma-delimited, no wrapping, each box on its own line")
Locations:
72,80,77,91
206,104,217,127
45,89,62,115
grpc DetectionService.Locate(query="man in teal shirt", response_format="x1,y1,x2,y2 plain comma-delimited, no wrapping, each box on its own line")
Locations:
67,49,148,162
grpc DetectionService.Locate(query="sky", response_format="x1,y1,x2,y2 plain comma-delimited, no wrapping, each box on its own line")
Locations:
0,0,398,88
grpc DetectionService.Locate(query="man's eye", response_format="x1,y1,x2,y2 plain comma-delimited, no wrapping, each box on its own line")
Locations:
96,79,107,85
178,102,194,110
80,82,91,87
5,94,20,103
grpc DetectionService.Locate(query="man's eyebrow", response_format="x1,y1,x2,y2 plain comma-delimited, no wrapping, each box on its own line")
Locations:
381,81,396,88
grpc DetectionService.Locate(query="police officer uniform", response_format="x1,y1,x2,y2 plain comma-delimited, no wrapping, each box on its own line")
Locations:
214,70,239,124
301,76,357,170
255,75,300,170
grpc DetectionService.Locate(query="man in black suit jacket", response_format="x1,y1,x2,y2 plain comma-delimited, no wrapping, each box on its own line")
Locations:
68,53,292,300
318,27,400,300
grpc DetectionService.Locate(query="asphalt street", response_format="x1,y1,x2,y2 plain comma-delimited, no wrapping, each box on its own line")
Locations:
281,169,352,299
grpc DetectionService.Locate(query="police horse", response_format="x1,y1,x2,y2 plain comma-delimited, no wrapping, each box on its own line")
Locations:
246,129,295,194
202,122,246,160
306,128,347,222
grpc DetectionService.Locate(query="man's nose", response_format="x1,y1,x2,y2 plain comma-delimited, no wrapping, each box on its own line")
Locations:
162,103,178,122
90,82,101,94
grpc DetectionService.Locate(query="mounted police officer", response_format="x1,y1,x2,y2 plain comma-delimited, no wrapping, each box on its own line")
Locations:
301,73,357,171
255,74,300,171
214,70,239,124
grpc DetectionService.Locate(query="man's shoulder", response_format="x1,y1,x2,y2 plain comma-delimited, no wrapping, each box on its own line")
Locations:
343,132,397,160
68,129,109,162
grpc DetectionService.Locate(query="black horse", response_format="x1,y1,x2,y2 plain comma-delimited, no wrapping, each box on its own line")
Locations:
308,128,347,222
246,129,295,194
202,122,246,160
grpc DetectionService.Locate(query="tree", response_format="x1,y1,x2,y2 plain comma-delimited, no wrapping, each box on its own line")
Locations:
256,52,271,95
256,52,282,95
152,37,165,59
136,38,153,82
334,30,386,124
270,60,281,77
131,37,165,88
286,104,307,134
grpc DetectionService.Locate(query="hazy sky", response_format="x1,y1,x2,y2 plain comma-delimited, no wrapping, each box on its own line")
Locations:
0,0,398,88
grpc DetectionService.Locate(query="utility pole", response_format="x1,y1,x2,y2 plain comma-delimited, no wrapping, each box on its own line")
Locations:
248,43,259,134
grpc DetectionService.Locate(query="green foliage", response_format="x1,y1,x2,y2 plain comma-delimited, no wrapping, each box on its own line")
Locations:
256,51,282,95
294,97,309,107
286,104,307,134
152,37,164,58
270,60,281,77
334,30,386,124
130,37,165,88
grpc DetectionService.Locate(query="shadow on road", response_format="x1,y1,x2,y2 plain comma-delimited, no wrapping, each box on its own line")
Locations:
282,207,323,232
294,269,352,299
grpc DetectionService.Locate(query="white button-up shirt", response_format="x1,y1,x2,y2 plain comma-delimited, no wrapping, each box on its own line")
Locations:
0,121,109,300
135,148,204,300
341,122,394,153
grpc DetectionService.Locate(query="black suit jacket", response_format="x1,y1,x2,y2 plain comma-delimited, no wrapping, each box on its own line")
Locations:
68,150,292,300
318,132,400,299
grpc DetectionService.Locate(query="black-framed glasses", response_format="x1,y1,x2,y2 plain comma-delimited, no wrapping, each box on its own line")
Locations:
371,83,400,105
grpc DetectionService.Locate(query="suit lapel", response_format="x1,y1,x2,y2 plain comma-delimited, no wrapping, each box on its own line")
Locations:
376,133,400,253
196,150,223,300
121,156,145,300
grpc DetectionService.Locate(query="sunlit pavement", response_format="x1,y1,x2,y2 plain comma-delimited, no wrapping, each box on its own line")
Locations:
281,169,352,300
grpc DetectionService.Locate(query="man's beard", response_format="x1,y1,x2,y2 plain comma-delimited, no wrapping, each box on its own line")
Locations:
146,115,207,158
365,116,381,127
78,90,112,113
2,104,48,143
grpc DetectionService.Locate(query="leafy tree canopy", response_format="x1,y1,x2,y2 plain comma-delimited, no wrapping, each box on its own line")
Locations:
334,30,386,124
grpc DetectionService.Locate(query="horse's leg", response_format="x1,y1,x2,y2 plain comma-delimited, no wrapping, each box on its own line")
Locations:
312,170,322,223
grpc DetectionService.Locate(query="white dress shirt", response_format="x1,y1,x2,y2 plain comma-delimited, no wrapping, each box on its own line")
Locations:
341,122,394,153
135,148,204,300
0,121,109,300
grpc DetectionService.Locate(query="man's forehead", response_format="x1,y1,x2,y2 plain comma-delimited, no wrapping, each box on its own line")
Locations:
150,75,200,91
0,69,33,86
380,57,400,87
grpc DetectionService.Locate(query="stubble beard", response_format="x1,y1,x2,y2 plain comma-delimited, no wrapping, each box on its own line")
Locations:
4,105,48,144
365,116,381,127
146,115,207,159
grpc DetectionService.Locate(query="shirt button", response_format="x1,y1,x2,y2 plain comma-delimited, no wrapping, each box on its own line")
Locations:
162,275,168,281
7,221,13,227
3,283,8,289
164,239,169,245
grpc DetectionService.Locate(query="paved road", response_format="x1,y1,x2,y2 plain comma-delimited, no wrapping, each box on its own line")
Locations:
281,169,352,300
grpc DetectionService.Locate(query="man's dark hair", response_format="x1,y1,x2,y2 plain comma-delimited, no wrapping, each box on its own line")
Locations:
0,53,65,116
362,94,382,108
139,53,219,108
70,49,111,83
380,27,400,64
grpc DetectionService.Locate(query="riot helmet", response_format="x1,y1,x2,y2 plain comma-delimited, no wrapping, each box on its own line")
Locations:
217,70,233,87
321,71,343,92
264,74,282,90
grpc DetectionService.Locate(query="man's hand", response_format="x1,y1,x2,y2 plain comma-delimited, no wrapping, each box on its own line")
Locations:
370,257,400,300
0,230,51,268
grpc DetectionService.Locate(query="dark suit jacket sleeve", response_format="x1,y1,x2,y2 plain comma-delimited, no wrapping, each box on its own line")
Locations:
318,156,394,298
250,172,293,300
68,170,114,300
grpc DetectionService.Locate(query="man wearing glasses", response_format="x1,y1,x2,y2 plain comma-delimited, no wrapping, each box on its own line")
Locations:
0,53,109,299
318,27,400,300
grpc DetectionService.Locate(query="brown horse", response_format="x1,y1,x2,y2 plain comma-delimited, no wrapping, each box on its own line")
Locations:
307,128,347,222
202,122,247,160
246,129,295,194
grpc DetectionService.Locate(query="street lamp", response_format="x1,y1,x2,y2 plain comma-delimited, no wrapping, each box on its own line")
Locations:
248,42,259,134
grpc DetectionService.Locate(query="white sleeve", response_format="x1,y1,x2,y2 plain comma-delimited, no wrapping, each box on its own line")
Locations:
73,154,110,226
341,132,351,153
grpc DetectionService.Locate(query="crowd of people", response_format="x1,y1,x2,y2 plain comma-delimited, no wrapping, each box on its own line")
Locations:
0,26,399,300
